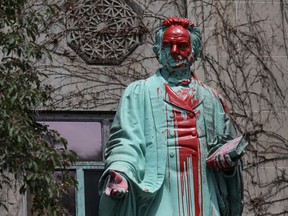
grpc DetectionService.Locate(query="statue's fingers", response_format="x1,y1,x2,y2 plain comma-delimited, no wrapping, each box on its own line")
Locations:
111,189,128,198
213,157,219,171
215,154,223,170
110,189,119,197
219,154,229,169
224,154,236,168
105,186,112,196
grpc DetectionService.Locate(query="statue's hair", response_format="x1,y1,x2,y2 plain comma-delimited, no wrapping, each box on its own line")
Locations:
153,16,202,61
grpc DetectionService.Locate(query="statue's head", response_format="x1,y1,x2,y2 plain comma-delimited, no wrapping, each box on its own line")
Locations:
153,17,202,71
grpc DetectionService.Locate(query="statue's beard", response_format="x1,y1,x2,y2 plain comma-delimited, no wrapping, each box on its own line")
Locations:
158,50,194,84
159,49,193,72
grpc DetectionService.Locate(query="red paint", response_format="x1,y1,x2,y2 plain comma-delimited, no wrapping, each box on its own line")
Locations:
157,87,162,100
175,88,190,99
165,84,200,112
165,105,172,191
212,89,230,115
165,84,201,216
162,17,194,29
162,25,192,61
177,79,191,86
199,142,203,215
105,170,128,196
172,109,201,216
206,136,243,169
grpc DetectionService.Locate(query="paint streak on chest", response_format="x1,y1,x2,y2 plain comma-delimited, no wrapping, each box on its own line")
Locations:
165,85,202,216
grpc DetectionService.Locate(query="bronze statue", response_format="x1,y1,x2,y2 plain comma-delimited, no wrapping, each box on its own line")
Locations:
99,16,246,216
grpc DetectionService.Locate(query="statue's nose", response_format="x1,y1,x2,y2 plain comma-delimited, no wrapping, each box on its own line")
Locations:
170,44,179,60
171,44,178,55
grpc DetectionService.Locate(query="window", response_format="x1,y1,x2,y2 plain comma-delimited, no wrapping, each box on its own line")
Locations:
26,111,114,216
38,121,103,161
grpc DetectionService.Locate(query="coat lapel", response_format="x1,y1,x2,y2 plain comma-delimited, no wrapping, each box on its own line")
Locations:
164,83,203,112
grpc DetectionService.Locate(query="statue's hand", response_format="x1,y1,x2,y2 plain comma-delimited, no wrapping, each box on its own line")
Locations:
214,153,237,171
105,170,128,198
207,136,247,171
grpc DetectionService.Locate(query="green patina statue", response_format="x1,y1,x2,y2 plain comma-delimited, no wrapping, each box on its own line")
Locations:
98,16,246,216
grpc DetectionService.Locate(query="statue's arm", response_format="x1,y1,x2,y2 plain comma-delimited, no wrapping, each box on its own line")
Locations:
99,80,146,198
206,89,246,172
208,91,245,215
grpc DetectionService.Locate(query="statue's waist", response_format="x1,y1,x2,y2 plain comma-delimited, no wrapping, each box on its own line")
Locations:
166,146,199,172
167,146,198,156
167,126,199,150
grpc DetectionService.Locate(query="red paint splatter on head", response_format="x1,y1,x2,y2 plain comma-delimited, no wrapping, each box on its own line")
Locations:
162,25,192,61
162,17,194,29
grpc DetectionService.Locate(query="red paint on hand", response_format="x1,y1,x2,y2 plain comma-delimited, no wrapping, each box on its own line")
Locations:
206,136,243,170
105,170,128,197
162,25,192,61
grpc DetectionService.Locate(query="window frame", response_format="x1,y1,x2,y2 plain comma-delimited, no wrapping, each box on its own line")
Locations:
24,111,115,216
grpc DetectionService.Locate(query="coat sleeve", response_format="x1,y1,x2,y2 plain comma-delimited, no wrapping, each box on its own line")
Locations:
99,80,147,188
98,80,160,216
211,93,244,216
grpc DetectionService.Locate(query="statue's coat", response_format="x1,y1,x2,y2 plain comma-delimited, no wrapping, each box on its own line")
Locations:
99,70,243,216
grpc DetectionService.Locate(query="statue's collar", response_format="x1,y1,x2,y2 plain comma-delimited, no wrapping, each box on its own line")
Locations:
159,68,192,86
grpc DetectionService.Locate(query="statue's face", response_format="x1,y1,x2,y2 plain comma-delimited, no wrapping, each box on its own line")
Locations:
160,25,193,69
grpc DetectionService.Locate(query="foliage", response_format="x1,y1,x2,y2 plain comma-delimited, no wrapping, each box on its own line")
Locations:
0,0,77,215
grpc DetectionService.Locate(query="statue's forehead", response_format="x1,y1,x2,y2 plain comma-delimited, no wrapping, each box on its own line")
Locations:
163,25,190,41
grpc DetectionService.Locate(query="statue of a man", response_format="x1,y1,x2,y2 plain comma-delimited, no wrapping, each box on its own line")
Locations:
99,17,245,216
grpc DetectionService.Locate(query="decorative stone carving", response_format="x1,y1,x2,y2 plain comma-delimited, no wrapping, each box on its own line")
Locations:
66,0,144,65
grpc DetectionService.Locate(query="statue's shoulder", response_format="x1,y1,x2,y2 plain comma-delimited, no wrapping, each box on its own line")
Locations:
122,79,146,98
194,79,229,113
121,72,162,102
125,72,159,89
194,79,218,97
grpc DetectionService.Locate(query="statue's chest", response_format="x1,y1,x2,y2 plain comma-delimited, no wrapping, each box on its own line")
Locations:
166,109,199,151
164,85,201,154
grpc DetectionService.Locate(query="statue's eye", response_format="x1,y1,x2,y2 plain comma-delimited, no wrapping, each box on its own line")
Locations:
179,43,188,49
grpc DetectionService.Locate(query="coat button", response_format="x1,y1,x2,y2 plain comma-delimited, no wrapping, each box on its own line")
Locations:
192,130,197,136
188,112,195,118
170,152,175,158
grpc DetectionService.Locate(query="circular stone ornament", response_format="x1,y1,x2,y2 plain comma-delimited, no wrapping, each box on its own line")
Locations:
67,0,144,65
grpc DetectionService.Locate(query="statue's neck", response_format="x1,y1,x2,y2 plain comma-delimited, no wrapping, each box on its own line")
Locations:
160,67,192,85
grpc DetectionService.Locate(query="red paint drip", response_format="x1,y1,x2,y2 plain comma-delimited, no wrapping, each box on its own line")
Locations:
165,84,201,216
173,109,200,216
165,104,171,191
199,142,203,215
192,72,198,80
165,84,204,215
157,87,162,101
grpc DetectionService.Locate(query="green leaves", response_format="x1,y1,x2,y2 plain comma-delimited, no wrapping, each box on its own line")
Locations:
0,0,77,214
